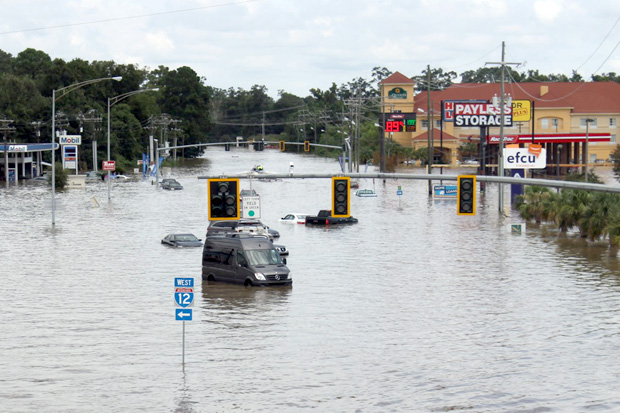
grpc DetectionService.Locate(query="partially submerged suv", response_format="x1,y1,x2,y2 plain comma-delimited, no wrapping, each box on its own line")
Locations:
202,233,291,286
207,219,272,240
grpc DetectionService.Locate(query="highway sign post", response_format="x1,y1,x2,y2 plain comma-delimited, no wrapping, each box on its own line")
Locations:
174,277,194,365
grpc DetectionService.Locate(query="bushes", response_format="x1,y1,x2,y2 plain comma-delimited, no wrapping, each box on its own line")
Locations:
517,184,620,247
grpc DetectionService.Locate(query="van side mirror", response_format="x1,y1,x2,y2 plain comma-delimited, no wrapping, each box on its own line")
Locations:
282,258,287,265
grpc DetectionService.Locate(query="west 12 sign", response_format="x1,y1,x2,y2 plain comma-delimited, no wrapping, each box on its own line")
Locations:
380,113,416,132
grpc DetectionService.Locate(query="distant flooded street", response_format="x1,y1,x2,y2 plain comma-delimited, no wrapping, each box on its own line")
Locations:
2,148,620,412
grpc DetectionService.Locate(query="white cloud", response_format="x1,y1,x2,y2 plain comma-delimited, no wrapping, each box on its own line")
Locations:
2,0,620,97
534,0,563,23
144,31,175,54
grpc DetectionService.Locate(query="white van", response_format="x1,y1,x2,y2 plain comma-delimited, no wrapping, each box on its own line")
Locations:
202,234,291,286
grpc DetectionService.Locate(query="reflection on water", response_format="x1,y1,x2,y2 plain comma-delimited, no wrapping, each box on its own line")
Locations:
201,282,292,315
2,150,620,412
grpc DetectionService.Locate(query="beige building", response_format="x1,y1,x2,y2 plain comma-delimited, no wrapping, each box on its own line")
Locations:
379,73,620,169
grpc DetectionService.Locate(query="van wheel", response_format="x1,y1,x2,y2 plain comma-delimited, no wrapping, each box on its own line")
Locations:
244,279,253,287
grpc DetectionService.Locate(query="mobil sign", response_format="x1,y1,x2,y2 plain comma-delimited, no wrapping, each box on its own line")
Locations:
59,135,82,145
504,145,546,169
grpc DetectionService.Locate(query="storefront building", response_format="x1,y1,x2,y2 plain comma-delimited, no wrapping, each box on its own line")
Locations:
380,73,620,170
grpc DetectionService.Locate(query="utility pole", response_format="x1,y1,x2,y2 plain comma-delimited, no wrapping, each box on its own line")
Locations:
170,119,182,161
427,65,432,195
78,109,102,171
1,119,16,186
486,41,520,214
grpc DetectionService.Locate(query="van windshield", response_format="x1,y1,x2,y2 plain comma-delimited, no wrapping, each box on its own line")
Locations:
245,249,282,266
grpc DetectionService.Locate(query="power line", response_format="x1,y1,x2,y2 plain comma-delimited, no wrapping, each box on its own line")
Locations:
0,0,259,35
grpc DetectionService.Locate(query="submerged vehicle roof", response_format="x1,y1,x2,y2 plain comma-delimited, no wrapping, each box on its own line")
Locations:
204,233,275,249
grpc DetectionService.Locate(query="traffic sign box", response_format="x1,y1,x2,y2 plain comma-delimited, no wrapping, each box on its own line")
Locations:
102,160,116,171
175,309,192,321
175,277,194,287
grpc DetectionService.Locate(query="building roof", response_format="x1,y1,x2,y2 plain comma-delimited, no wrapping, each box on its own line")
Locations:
381,71,414,85
412,129,459,142
0,143,57,152
414,81,620,114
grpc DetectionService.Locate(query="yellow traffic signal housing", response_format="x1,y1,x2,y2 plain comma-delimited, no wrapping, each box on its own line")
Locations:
279,140,286,151
208,178,240,220
304,140,310,152
332,177,350,218
457,175,476,215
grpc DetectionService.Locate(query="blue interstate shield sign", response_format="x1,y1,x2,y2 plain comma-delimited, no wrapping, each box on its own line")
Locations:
175,290,194,307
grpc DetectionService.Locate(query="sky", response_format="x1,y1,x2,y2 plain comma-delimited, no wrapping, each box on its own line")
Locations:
1,0,620,98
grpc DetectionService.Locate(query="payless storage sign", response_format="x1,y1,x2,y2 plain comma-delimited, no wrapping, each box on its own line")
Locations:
453,102,512,127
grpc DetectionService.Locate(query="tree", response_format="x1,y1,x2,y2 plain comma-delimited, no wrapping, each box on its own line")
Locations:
13,48,51,80
52,162,68,189
578,192,620,241
0,49,13,75
591,72,620,83
0,74,48,140
609,145,620,182
157,66,211,157
516,186,554,223
413,67,457,92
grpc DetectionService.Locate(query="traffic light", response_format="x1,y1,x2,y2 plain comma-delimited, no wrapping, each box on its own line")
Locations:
332,177,350,218
208,178,240,220
279,140,286,152
457,175,476,215
304,140,310,152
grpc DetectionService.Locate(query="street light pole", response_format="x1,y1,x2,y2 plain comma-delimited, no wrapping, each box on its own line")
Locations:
51,76,122,226
106,88,159,200
556,144,563,176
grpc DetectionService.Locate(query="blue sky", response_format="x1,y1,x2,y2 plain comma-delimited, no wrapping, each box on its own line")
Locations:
2,0,620,97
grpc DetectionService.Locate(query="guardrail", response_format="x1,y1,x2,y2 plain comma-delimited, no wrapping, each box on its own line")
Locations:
197,172,620,195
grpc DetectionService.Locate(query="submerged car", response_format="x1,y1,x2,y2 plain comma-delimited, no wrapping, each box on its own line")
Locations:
280,213,309,224
161,179,183,190
269,228,280,239
85,171,100,181
163,181,183,190
207,219,273,240
161,233,203,248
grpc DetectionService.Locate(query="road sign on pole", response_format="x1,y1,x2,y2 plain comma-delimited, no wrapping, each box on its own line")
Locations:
102,160,115,171
241,195,261,218
174,277,194,365
175,309,193,320
175,288,194,308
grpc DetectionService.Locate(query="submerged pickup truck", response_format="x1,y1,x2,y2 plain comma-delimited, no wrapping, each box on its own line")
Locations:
304,210,359,226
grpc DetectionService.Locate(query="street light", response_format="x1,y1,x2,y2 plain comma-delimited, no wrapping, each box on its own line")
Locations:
107,88,159,200
584,118,595,183
556,144,563,176
418,107,433,194
51,76,122,226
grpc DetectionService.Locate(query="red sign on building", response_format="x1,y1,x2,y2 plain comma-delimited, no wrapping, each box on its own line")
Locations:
102,161,116,171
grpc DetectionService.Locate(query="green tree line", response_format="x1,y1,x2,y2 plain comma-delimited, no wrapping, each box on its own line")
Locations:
3,47,620,172
516,172,620,249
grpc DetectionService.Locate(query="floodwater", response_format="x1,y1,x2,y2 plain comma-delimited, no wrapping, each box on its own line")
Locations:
2,148,620,412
